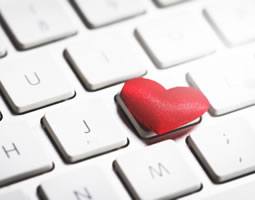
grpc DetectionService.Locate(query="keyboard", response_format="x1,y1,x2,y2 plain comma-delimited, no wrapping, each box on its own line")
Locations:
1,0,255,199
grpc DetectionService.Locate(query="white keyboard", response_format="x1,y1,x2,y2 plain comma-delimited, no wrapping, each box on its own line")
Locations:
1,0,255,199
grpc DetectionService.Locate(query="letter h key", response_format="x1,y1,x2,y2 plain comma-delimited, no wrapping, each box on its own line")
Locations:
0,121,53,187
2,143,20,159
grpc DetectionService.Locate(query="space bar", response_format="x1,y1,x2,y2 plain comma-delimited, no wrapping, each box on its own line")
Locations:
202,181,255,200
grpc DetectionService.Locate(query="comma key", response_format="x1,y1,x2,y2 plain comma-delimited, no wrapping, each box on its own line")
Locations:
187,117,255,183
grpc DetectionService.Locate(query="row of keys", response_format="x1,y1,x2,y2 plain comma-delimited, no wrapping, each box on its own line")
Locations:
0,141,202,200
0,98,128,186
1,117,255,199
40,118,255,199
0,42,146,113
40,141,201,200
0,0,145,49
1,39,255,118
1,0,255,51
4,175,255,200
1,47,255,118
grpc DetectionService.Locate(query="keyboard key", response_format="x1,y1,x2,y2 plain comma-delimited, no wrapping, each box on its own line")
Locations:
116,94,201,140
65,35,147,90
114,140,201,200
0,0,77,50
154,0,187,7
0,121,53,187
0,190,30,200
187,52,255,116
0,53,75,114
39,166,120,200
136,12,216,68
42,98,128,163
187,117,255,183
204,0,255,47
202,181,255,200
72,0,145,28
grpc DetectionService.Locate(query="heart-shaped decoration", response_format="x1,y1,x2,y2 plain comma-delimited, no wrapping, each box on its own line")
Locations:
120,78,209,135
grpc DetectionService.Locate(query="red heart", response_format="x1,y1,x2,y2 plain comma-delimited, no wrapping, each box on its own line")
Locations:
120,78,209,135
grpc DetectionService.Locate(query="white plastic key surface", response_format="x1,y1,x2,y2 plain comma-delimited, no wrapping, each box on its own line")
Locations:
136,12,216,68
0,121,53,187
0,191,30,200
65,35,147,90
188,117,255,183
187,52,255,116
114,140,201,200
42,98,128,163
0,53,75,114
202,180,255,200
205,0,255,47
40,166,121,200
73,0,145,28
0,0,77,49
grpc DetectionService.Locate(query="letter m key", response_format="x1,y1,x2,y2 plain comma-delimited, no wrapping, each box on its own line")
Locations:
148,162,170,179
